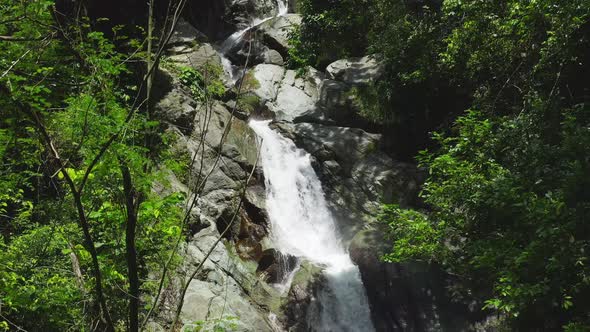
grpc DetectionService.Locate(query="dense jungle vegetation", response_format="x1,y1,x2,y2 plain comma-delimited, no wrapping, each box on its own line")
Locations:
0,0,194,330
1,0,589,331
290,0,589,330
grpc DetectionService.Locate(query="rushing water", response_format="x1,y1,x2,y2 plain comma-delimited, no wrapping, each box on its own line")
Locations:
219,0,289,83
249,120,375,332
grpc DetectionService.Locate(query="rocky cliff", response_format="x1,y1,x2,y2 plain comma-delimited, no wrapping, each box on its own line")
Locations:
145,1,495,331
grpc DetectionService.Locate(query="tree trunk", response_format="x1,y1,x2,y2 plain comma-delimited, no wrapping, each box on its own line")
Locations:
121,162,139,332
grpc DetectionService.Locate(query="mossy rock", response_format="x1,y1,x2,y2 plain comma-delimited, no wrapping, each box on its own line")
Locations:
225,117,259,166
240,71,261,91
290,261,323,290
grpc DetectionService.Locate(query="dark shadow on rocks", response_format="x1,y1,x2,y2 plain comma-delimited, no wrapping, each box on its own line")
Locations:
256,249,298,284
183,0,233,41
350,228,495,332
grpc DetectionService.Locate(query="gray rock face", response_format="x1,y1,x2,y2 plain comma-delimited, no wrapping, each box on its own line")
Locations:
257,14,302,56
262,49,284,65
155,84,198,134
281,261,323,332
295,59,386,128
326,54,386,85
152,68,295,330
168,18,208,46
250,65,323,121
179,226,276,332
167,43,222,69
274,121,422,243
229,0,282,27
349,229,500,332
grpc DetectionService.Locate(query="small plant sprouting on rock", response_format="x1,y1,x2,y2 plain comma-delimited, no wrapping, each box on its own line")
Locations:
178,65,226,102
187,316,240,332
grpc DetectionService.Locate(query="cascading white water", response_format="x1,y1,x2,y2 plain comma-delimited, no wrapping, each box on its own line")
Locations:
276,0,288,16
250,120,375,332
219,0,289,83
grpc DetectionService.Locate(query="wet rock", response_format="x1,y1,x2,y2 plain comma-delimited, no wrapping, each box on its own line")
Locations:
245,183,267,212
281,261,323,331
256,249,298,284
229,0,281,27
225,34,269,66
236,237,263,261
234,200,268,260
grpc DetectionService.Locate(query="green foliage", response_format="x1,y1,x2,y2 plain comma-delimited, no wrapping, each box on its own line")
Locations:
240,71,261,91
383,105,590,328
293,0,590,156
288,0,372,68
0,225,85,331
0,0,185,329
380,205,442,263
178,64,226,101
187,316,240,332
285,0,590,329
236,93,262,114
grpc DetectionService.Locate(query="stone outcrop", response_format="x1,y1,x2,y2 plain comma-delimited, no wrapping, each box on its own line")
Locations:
274,121,423,242
168,18,208,47
153,9,496,332
349,228,501,332
257,14,302,57
326,54,386,85
248,64,324,121
167,43,222,69
153,59,289,330
221,13,300,69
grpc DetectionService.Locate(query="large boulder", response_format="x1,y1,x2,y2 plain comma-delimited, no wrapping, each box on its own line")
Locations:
262,49,284,65
326,54,385,85
167,43,222,69
228,0,284,27
280,261,324,332
349,228,500,332
221,12,298,66
178,226,275,332
249,65,324,121
292,56,387,129
154,89,198,134
257,14,302,57
167,18,208,47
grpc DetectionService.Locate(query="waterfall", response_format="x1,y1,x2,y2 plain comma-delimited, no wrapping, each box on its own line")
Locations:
219,0,289,83
276,0,288,16
249,120,375,332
